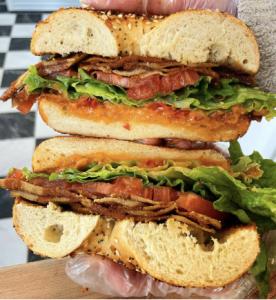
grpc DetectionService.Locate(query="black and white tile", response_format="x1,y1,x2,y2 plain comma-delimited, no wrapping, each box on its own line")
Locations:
0,1,57,267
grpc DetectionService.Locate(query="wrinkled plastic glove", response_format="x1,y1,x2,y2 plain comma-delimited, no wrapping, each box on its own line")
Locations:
80,0,238,15
66,254,257,298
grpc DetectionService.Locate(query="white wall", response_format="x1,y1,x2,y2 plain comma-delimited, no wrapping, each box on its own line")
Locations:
239,119,276,159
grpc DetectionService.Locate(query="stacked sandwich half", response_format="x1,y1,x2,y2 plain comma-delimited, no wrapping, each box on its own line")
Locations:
1,8,276,297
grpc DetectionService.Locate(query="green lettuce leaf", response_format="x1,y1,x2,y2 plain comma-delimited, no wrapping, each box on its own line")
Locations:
229,140,244,163
250,242,270,298
229,141,264,184
228,142,276,231
24,65,68,95
23,66,276,118
230,141,276,188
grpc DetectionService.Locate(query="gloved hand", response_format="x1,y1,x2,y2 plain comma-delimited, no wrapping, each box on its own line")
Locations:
67,1,275,298
80,0,237,15
66,254,257,298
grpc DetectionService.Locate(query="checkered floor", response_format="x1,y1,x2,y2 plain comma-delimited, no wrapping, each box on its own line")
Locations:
0,2,57,267
0,0,276,268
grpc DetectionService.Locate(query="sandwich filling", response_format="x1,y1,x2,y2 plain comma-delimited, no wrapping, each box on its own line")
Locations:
1,141,276,296
1,142,276,234
1,54,275,119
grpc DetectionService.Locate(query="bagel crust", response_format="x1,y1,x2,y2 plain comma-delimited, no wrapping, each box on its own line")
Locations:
31,136,230,172
31,8,259,74
13,199,260,288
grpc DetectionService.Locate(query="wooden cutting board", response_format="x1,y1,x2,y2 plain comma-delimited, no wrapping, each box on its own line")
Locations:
0,258,105,299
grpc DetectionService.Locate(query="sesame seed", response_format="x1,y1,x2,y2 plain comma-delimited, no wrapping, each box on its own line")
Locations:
107,10,111,16
128,23,132,30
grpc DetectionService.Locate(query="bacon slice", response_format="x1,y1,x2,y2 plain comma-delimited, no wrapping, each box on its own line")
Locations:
0,175,204,213
1,80,20,101
95,69,200,100
0,72,27,101
0,174,225,232
1,175,191,212
12,89,37,114
81,55,182,72
36,53,87,77
81,56,254,86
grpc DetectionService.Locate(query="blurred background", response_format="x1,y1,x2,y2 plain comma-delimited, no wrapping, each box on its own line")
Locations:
0,0,275,268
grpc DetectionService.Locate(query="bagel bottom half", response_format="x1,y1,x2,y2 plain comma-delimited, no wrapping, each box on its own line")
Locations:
13,199,260,288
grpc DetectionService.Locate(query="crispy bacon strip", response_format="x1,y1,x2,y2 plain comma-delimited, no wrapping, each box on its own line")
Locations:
0,72,27,101
12,90,37,114
36,53,87,76
70,202,169,223
81,55,182,71
0,176,221,232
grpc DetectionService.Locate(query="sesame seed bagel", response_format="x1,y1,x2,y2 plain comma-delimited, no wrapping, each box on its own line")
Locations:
13,199,260,288
31,8,259,74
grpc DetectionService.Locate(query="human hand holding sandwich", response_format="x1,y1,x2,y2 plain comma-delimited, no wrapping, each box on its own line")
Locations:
1,0,276,298
80,0,238,15
62,0,275,298
71,0,240,297
66,253,258,298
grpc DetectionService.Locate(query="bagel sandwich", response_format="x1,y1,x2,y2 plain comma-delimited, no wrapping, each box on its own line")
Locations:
1,137,276,294
1,8,276,142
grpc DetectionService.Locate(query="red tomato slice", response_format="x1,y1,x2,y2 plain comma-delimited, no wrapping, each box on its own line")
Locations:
176,192,226,221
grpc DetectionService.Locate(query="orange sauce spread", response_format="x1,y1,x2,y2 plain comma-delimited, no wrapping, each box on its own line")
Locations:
75,99,248,129
53,154,168,171
42,94,250,133
51,153,229,173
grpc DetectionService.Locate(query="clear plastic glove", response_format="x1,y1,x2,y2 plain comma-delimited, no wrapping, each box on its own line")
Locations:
66,254,257,298
80,0,238,15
